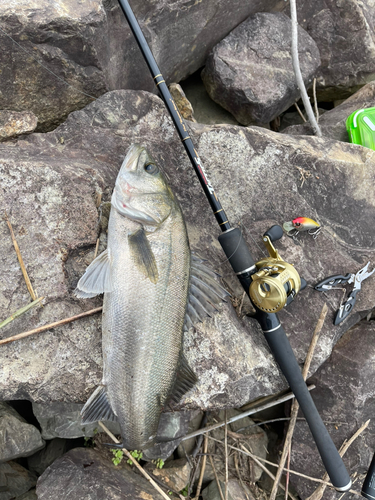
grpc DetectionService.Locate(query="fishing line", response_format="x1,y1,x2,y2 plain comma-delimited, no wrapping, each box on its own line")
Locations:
216,226,244,268
242,224,267,258
0,25,98,101
219,223,267,267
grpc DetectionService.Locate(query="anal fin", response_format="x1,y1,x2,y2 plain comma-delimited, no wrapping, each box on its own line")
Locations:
168,354,198,405
81,385,117,424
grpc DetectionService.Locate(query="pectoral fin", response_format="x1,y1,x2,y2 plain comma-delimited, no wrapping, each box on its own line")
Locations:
81,385,117,424
75,248,112,298
128,228,159,284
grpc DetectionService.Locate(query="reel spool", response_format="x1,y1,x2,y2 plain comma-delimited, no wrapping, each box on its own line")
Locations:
249,226,301,313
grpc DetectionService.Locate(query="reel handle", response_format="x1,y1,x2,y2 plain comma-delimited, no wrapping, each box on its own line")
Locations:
263,225,283,242
362,452,375,499
262,318,352,492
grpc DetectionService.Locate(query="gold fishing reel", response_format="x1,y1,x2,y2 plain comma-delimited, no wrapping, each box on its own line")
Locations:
249,226,301,313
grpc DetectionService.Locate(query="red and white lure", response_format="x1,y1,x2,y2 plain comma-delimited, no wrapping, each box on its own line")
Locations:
283,217,321,241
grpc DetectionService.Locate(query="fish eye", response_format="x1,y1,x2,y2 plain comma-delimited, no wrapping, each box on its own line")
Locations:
144,163,159,174
294,222,301,227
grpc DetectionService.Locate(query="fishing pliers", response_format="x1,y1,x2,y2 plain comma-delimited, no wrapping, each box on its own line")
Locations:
315,262,375,325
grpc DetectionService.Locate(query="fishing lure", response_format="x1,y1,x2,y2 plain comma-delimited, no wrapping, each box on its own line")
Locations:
283,217,321,241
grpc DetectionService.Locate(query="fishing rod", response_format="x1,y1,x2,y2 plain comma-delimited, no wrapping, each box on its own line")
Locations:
117,0,351,491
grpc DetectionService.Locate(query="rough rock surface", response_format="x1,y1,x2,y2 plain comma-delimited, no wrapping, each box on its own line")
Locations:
27,438,68,476
0,461,37,500
0,0,283,130
17,491,38,500
290,320,375,500
36,447,171,499
148,458,191,492
169,83,196,122
200,410,268,484
181,72,239,126
0,402,45,463
177,411,203,458
0,90,375,410
142,410,199,461
0,111,37,142
202,12,321,126
202,479,255,500
283,81,375,141
281,0,375,101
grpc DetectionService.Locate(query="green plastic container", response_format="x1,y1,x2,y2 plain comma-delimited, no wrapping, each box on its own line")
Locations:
346,106,375,150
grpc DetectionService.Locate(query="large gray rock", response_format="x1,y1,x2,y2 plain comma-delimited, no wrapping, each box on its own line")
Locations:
147,458,191,492
289,320,375,500
36,447,173,499
0,402,45,463
17,491,38,500
0,461,37,500
202,480,256,500
142,410,199,461
32,402,120,439
200,409,268,484
0,90,374,411
0,0,283,131
281,0,375,101
27,438,68,476
283,81,375,141
202,12,321,126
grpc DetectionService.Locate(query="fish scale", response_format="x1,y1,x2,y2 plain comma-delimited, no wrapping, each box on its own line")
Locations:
102,202,190,450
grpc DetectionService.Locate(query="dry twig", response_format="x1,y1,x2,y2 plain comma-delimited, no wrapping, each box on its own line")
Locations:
313,78,319,123
5,211,37,301
208,435,364,497
295,165,312,187
240,443,299,500
0,307,102,346
269,303,328,500
290,0,322,136
209,455,226,500
194,433,208,500
294,102,307,122
98,422,171,500
94,238,100,259
224,410,228,500
234,452,251,500
285,443,292,500
180,386,315,442
0,297,44,329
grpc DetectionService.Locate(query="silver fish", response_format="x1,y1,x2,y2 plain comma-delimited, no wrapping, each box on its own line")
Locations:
76,144,227,450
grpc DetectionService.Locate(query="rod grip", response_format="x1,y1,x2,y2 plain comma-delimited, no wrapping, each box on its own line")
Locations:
362,452,375,499
264,324,352,492
218,228,255,275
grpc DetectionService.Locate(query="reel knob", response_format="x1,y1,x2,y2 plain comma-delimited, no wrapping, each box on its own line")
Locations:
263,225,283,242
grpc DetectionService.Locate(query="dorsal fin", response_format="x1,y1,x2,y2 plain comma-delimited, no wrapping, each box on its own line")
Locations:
184,255,230,331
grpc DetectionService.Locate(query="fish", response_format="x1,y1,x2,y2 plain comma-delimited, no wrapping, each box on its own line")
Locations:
75,144,228,450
